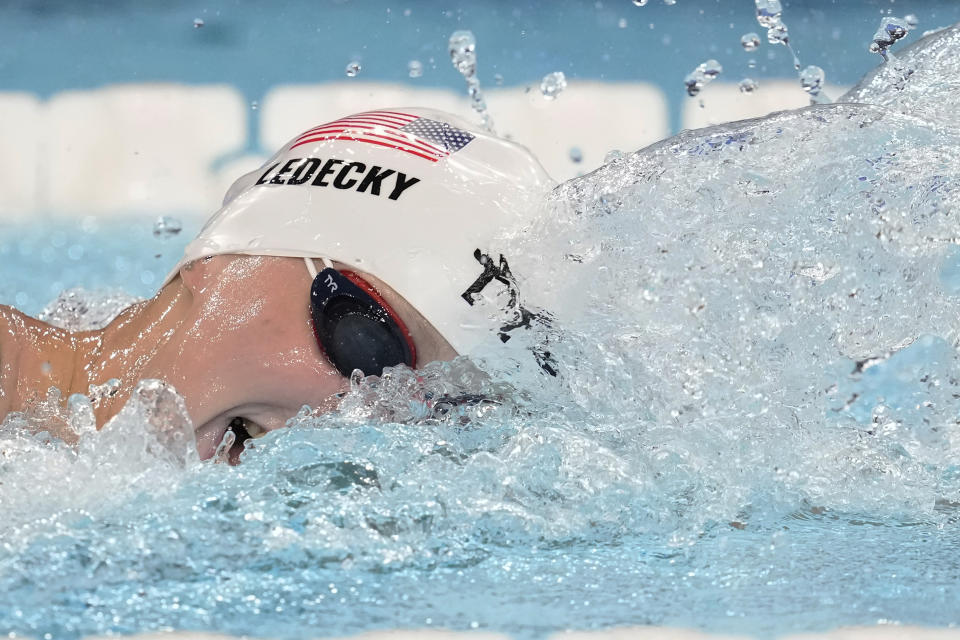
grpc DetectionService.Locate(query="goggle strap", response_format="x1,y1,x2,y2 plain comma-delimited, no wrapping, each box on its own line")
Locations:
304,257,335,280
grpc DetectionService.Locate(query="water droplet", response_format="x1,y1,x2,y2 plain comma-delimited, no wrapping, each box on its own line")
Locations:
632,0,648,5
684,59,722,97
540,71,568,100
799,65,825,95
755,0,789,46
68,393,96,436
153,216,182,239
87,378,121,408
213,428,236,464
739,78,758,93
618,17,628,28
755,0,782,29
193,18,204,28
449,30,494,131
684,74,703,97
767,23,789,46
869,17,908,59
604,149,624,163
407,60,423,78
905,14,918,30
569,147,583,163
702,59,722,78
345,60,362,77
448,30,477,77
741,32,761,51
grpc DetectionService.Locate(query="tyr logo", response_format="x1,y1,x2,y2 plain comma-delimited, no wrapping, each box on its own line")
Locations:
323,273,339,293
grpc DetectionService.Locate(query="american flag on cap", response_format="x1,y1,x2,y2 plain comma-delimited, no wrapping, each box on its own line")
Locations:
290,110,475,162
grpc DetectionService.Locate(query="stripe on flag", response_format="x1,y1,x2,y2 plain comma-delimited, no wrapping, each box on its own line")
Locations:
290,110,475,162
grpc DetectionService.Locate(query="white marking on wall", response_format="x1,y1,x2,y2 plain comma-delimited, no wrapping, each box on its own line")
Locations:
0,93,42,220
41,83,246,215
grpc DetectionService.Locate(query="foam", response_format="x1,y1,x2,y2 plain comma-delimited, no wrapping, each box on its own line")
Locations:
72,627,960,639
781,628,960,640
840,24,960,130
549,628,752,639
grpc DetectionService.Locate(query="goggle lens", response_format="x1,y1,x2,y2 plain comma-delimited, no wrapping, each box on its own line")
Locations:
310,267,416,377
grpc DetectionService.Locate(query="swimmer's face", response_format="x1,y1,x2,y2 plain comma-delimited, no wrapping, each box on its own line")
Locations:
155,255,456,463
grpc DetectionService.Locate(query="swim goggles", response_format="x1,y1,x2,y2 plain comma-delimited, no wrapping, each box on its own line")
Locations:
306,258,417,377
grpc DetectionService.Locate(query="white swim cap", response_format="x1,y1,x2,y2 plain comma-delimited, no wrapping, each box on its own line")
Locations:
165,107,555,355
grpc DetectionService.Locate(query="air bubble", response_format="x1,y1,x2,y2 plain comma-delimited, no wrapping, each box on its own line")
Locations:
618,17,628,28
250,100,258,111
664,0,676,5
540,71,568,100
345,61,362,77
632,0,648,5
153,216,182,239
494,73,504,85
569,147,583,163
905,14,918,30
408,60,423,78
193,18,204,28
739,78,758,93
741,32,761,51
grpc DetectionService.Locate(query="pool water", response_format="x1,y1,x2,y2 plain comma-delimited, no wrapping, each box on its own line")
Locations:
2,17,960,640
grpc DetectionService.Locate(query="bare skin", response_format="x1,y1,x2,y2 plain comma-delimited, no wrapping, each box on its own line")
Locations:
0,255,457,460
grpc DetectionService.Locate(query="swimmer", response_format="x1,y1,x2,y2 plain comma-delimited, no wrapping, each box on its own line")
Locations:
0,108,553,462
